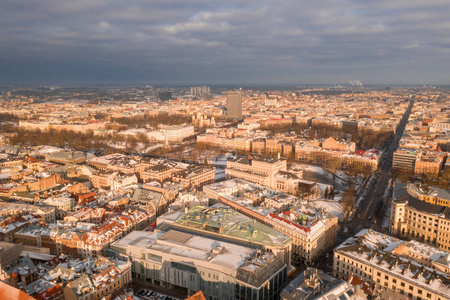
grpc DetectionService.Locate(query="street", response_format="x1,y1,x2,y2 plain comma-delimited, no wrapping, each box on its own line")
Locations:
341,99,414,238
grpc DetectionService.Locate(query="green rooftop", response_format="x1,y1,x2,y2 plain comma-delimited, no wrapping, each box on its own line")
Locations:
173,205,290,247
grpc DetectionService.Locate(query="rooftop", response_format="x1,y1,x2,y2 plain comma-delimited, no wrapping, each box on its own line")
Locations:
162,204,290,247
336,229,450,297
113,229,285,282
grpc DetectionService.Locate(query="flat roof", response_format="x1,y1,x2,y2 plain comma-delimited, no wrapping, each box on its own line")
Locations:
168,204,289,246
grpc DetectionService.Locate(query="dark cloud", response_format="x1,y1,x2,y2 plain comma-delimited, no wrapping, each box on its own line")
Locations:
0,0,449,85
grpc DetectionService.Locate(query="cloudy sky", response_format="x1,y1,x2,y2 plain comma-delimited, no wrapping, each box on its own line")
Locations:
1,0,449,85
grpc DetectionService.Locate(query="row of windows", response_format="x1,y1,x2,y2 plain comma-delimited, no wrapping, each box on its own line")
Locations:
336,255,441,300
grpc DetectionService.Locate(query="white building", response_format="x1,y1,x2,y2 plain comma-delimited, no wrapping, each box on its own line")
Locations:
110,230,287,300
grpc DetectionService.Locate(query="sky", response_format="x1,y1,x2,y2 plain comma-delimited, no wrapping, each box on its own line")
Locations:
1,0,449,86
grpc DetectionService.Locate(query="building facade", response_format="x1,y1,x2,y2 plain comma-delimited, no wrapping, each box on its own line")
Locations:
390,183,450,251
227,91,242,119
110,230,287,300
333,229,450,300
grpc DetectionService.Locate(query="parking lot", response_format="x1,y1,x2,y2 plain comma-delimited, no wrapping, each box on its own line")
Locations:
135,288,181,300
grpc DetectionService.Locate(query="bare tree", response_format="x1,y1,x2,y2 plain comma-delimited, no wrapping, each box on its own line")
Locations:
341,186,356,220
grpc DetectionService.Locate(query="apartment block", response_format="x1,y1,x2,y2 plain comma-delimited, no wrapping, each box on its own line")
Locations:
390,183,450,251
333,229,450,300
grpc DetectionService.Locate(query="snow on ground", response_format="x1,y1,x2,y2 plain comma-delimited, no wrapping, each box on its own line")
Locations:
212,155,228,167
141,144,163,153
291,163,329,177
107,142,127,149
215,169,226,181
211,154,236,168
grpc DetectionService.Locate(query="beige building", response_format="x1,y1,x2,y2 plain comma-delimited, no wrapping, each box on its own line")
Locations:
43,194,76,219
322,137,356,152
266,207,338,265
140,164,180,183
18,120,106,133
47,150,86,165
334,229,450,300
390,183,450,251
225,156,301,194
90,170,117,189
415,153,445,179
172,165,215,189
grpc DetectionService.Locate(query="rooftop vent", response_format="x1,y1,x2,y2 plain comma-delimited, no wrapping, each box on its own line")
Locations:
212,246,224,255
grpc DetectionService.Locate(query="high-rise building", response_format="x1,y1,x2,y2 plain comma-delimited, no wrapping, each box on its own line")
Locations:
190,86,210,97
226,91,242,119
157,91,172,101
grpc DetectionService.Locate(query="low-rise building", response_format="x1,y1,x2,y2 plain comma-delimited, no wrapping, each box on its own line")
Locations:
26,279,64,300
43,194,76,219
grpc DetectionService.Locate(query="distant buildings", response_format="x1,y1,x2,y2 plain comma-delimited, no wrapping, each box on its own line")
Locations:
171,165,215,189
161,125,195,142
18,121,106,133
157,91,173,101
226,91,242,119
192,112,215,128
190,86,210,97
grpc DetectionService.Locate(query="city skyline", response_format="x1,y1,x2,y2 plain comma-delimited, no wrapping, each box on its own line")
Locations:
1,1,449,86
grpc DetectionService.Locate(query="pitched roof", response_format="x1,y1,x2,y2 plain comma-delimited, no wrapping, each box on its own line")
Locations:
185,291,206,300
0,282,36,300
